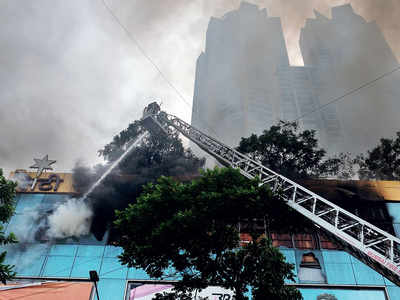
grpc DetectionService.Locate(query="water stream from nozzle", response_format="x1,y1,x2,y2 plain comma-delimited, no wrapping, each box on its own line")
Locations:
82,131,148,200
43,132,148,240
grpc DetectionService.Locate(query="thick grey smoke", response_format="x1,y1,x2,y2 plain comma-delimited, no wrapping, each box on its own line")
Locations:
0,0,399,172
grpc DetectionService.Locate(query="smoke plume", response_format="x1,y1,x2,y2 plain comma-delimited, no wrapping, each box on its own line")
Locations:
46,198,93,239
12,210,43,243
69,120,205,242
1,0,399,173
12,171,34,191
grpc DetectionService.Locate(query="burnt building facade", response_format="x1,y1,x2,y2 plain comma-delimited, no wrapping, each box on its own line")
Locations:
5,166,400,299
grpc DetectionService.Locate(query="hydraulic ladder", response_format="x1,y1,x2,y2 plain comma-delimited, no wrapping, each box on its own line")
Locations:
142,102,400,286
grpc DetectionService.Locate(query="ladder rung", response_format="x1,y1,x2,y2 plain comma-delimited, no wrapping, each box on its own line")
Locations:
262,176,277,183
283,185,294,191
365,238,388,248
295,196,314,205
339,222,360,231
316,208,336,217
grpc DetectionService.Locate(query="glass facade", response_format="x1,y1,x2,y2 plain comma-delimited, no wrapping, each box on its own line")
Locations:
4,193,400,299
298,287,387,300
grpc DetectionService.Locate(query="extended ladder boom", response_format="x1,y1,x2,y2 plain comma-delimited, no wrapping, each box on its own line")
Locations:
142,103,400,286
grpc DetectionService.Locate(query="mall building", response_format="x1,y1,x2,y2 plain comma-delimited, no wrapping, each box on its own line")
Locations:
3,166,400,299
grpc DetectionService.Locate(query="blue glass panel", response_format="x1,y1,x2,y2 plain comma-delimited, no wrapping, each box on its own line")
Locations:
70,256,102,278
13,194,22,203
280,249,296,264
15,255,46,277
279,249,297,283
352,260,385,285
299,288,386,300
49,244,77,256
104,246,123,258
42,256,75,277
324,263,356,285
387,286,400,300
5,213,43,242
3,245,20,265
322,250,352,264
4,214,25,235
387,203,400,223
384,277,397,286
78,231,108,246
53,237,81,245
76,245,105,257
387,203,400,238
127,268,151,280
393,224,400,238
99,257,128,279
97,279,126,300
6,243,48,278
4,244,49,269
41,194,68,210
15,194,43,213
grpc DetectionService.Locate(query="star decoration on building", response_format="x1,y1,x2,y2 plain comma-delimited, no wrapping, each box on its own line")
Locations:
30,154,56,178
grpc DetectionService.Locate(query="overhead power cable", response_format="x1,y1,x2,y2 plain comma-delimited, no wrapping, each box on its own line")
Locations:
100,0,191,109
99,0,222,141
292,65,400,122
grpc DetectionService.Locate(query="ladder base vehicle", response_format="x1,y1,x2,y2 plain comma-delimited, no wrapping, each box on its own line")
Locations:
141,102,400,286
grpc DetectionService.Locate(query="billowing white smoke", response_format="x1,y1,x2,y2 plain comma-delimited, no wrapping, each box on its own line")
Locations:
13,209,42,243
13,171,34,191
47,198,93,238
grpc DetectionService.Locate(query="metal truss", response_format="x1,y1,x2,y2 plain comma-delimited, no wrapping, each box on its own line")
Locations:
142,108,400,286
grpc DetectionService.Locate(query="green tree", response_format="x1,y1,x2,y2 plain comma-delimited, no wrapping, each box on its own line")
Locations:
321,152,359,180
115,168,303,300
0,169,17,284
77,120,204,241
237,121,340,180
358,131,400,180
98,121,205,179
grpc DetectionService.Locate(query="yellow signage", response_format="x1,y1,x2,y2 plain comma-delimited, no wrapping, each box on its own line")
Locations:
9,170,76,194
302,179,400,202
368,181,400,202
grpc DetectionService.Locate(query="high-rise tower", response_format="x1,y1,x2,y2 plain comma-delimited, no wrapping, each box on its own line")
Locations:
192,2,289,146
300,4,400,153
193,2,400,154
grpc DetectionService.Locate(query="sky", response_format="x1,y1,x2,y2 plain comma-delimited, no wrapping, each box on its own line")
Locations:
0,0,399,175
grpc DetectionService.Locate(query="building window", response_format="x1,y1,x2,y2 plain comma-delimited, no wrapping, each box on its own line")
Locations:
317,294,338,300
243,231,343,250
298,252,326,283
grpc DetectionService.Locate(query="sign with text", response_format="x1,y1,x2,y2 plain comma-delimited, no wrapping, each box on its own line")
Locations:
127,283,235,300
9,170,76,194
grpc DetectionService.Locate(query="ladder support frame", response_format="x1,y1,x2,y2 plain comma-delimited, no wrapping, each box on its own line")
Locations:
143,111,400,286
